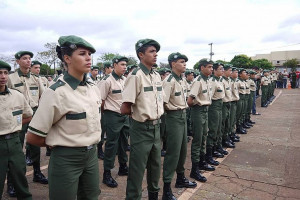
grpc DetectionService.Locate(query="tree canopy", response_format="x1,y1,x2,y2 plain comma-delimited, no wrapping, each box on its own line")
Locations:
230,54,253,68
252,59,273,70
283,59,299,71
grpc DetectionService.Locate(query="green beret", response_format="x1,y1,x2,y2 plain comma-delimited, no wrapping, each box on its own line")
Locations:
127,64,138,71
158,67,170,75
91,66,99,70
185,69,194,76
112,56,128,64
103,61,112,68
31,60,42,66
168,52,188,63
213,62,224,68
135,39,160,52
0,60,11,71
263,70,269,73
238,68,246,74
223,64,232,70
15,51,33,59
198,59,214,67
58,35,96,53
232,67,238,71
249,70,256,75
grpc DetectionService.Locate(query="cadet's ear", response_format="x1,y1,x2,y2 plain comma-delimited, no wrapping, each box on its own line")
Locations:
64,54,71,65
138,52,144,60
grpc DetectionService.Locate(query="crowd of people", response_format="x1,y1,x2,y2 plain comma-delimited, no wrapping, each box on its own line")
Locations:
0,35,283,200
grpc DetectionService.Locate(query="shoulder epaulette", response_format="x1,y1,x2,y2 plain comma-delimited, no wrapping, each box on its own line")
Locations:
197,76,202,81
167,75,173,82
220,77,223,82
103,74,110,80
132,67,140,75
9,88,22,93
49,80,65,91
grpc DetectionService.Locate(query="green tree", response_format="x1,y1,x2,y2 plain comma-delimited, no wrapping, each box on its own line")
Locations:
215,60,229,65
252,59,273,70
36,43,60,72
283,59,299,71
159,62,170,68
127,56,138,66
97,52,119,62
193,62,199,70
40,64,55,75
230,54,253,69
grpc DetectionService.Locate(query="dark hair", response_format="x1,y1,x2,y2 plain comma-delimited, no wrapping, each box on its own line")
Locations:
136,44,153,60
56,45,75,66
168,59,179,69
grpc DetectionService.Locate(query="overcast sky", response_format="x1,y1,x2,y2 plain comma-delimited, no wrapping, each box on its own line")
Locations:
0,0,299,68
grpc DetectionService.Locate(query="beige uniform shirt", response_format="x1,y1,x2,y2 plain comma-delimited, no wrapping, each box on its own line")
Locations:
0,87,33,135
261,76,269,86
189,72,212,106
100,70,126,114
163,72,188,111
122,63,164,122
8,69,45,108
185,79,193,96
236,78,247,94
249,78,256,92
222,76,232,103
230,78,240,101
245,79,251,94
268,75,273,83
41,76,49,88
210,75,225,100
28,72,102,147
272,73,277,81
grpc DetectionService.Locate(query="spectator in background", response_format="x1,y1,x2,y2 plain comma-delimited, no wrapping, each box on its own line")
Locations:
296,71,300,88
282,69,288,88
277,72,283,88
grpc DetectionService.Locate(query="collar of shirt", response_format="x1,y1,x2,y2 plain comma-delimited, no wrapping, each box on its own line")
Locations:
200,72,209,81
112,70,123,80
63,72,87,90
212,75,221,81
0,86,11,95
187,80,192,84
171,71,182,82
139,63,153,75
223,76,229,81
17,68,31,78
230,77,236,81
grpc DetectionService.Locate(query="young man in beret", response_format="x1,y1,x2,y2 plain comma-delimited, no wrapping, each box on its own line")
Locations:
260,70,270,107
187,59,214,183
90,65,100,84
100,56,129,188
7,51,48,191
247,71,257,124
0,60,33,199
121,39,164,200
162,52,196,200
31,61,49,88
184,69,194,138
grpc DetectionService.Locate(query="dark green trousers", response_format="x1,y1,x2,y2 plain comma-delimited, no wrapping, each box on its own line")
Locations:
243,94,249,122
163,110,187,183
48,145,100,200
0,133,32,200
207,99,223,148
230,101,237,135
186,107,193,136
160,113,167,145
221,102,231,143
236,94,244,126
103,110,129,170
247,91,255,120
261,85,268,106
126,119,161,200
190,105,209,162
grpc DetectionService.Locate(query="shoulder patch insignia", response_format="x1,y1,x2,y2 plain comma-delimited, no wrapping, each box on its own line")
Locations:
49,80,65,91
197,76,202,81
132,67,140,75
103,74,110,80
167,75,173,82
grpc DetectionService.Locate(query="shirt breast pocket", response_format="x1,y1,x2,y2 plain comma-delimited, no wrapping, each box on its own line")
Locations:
12,110,23,125
64,112,88,134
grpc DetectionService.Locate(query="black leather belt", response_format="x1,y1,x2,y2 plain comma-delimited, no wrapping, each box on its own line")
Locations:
166,109,186,114
144,119,161,125
0,131,19,140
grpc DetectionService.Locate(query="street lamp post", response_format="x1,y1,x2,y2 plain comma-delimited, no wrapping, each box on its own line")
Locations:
208,43,214,61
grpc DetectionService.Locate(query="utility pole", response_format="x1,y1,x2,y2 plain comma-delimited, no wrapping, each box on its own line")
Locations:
208,43,214,61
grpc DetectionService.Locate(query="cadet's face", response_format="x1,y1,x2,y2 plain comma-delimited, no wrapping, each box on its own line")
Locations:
0,69,9,87
201,64,213,76
173,59,186,74
186,73,194,81
224,69,232,77
114,61,127,76
17,55,31,73
161,72,170,81
139,46,157,67
31,64,41,75
231,70,238,78
214,66,224,77
105,66,113,74
240,71,247,79
91,69,98,76
65,47,92,74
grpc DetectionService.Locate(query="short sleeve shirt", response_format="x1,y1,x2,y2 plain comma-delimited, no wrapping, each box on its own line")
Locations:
230,78,240,101
222,77,232,102
122,63,164,122
28,72,102,147
249,78,256,91
0,87,33,135
189,72,212,106
163,72,188,111
8,69,45,108
100,70,126,114
261,76,269,86
236,78,247,94
245,79,251,94
209,75,225,100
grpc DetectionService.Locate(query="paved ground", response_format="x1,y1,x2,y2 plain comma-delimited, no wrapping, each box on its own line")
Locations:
2,88,300,200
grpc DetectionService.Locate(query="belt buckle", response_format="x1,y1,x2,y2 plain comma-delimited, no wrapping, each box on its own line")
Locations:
87,145,93,150
5,134,11,140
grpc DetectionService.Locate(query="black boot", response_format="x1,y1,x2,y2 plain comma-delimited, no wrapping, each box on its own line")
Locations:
162,182,176,200
248,119,255,124
175,173,197,188
245,120,253,127
242,122,251,129
206,147,219,166
236,125,246,134
46,147,51,156
103,170,118,187
118,163,128,176
217,144,229,155
230,135,240,142
148,191,158,200
222,139,235,148
33,162,48,184
97,142,104,160
25,148,33,166
190,162,207,182
7,182,17,197
199,154,215,171
212,146,224,158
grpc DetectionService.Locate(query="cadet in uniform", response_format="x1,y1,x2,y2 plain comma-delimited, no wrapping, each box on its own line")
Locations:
246,71,257,124
100,55,129,188
243,71,253,128
185,69,194,138
162,53,196,200
90,65,100,84
221,64,235,149
7,51,48,193
31,61,49,87
121,39,164,200
0,61,32,200
187,59,214,182
26,35,102,200
260,70,269,107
